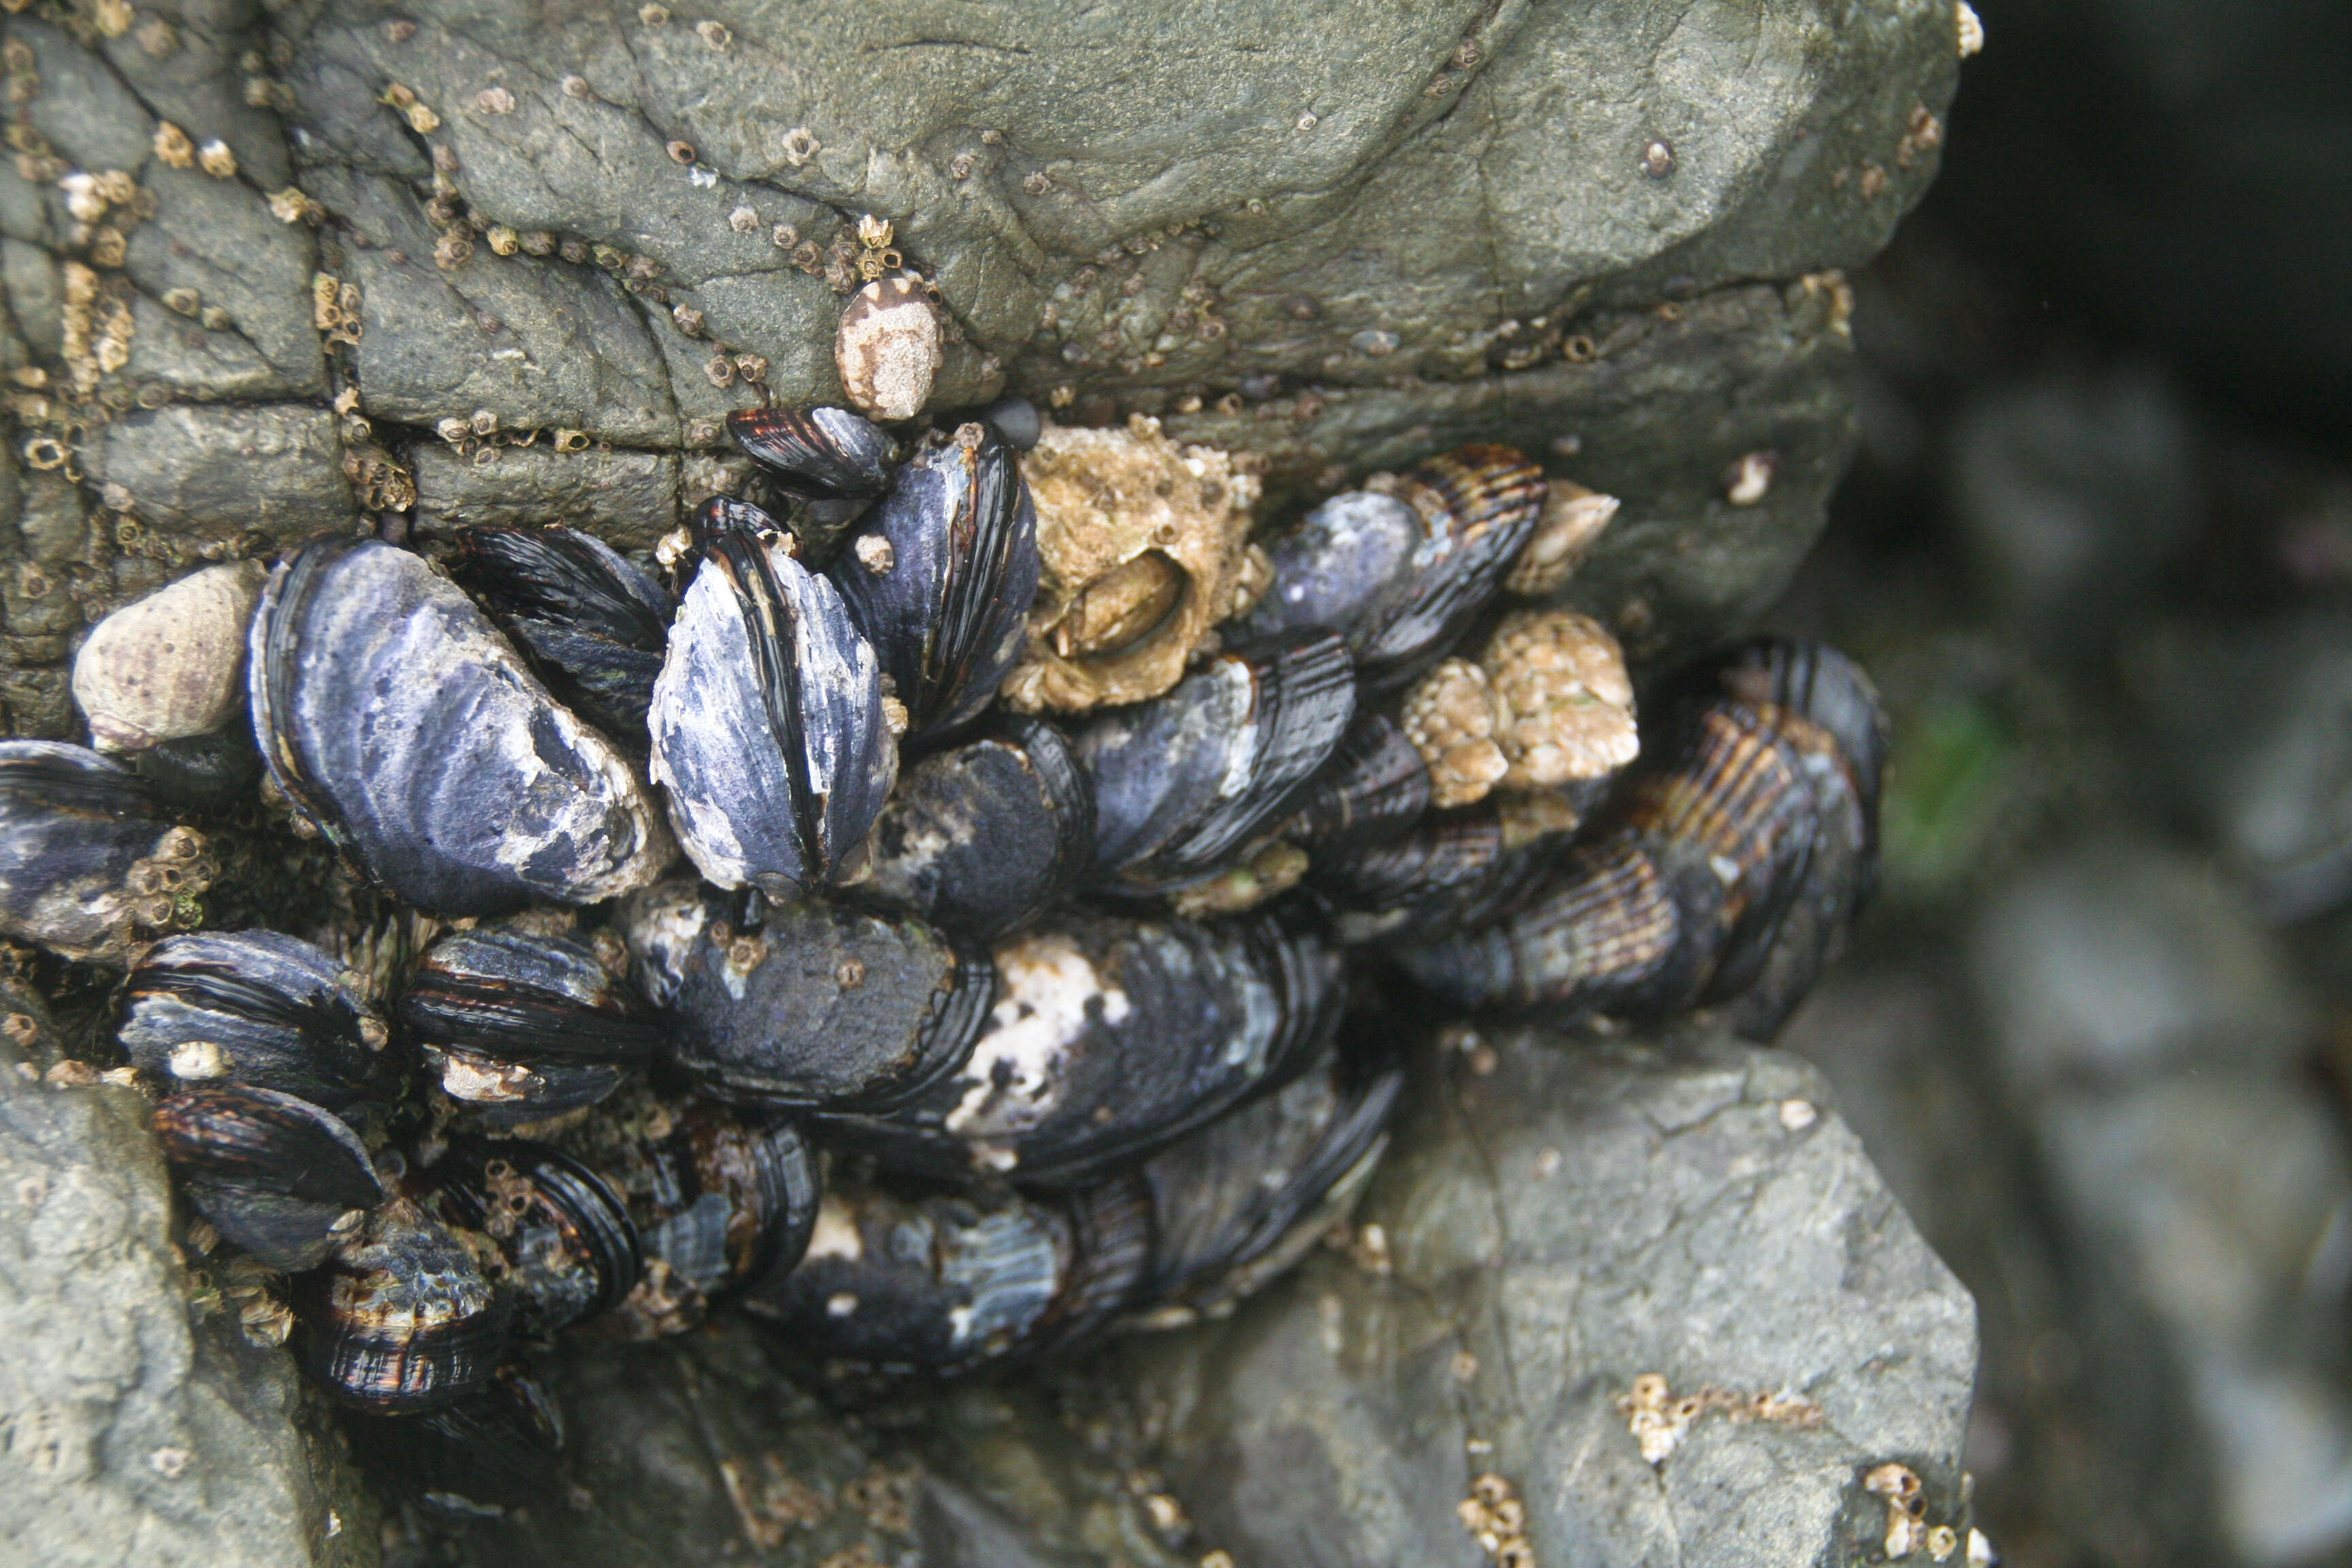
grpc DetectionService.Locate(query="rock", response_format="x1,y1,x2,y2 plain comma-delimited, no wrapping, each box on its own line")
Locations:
91,405,357,546
1122,1025,1978,1568
0,979,376,1568
409,442,681,551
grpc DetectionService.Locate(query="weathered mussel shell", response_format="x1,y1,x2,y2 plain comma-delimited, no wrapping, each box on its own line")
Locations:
401,928,661,1123
153,1083,384,1271
298,1198,512,1413
1130,1036,1403,1326
623,877,991,1111
0,740,213,965
1394,638,1888,1038
745,1175,1150,1375
1275,712,1434,852
1077,630,1356,894
1238,445,1547,694
831,421,1041,742
120,930,393,1109
357,1360,565,1510
559,1093,819,1335
71,561,265,753
249,537,672,916
445,525,675,744
823,908,1343,1186
647,519,895,897
418,1139,641,1336
863,716,1094,939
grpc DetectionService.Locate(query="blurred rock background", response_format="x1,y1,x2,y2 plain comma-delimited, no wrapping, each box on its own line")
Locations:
1767,1,2352,1563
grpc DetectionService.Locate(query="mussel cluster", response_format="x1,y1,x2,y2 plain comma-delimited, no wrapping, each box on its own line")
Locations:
1,395,1886,1509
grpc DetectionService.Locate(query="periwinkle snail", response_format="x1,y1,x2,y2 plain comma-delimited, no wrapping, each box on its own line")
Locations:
3,389,1883,1509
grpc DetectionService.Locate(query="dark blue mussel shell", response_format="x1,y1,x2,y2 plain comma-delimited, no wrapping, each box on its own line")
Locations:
446,524,675,745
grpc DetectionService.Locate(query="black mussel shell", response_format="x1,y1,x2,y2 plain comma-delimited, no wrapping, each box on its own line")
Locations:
299,1199,512,1413
831,422,1041,742
1238,446,1546,695
248,536,671,916
121,930,392,1110
128,730,261,811
402,928,661,1121
154,1082,385,1269
1132,1034,1404,1324
1307,801,1560,946
744,1174,1151,1375
418,1139,641,1335
647,520,895,898
0,739,207,964
625,877,991,1111
1274,711,1433,851
729,406,897,500
862,715,1094,939
686,495,791,559
823,908,1343,1188
354,1360,565,1510
1078,630,1356,894
446,525,675,743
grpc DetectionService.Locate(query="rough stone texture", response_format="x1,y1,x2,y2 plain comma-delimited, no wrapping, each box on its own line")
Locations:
1122,1025,1978,1568
409,440,681,548
88,405,356,549
0,980,376,1568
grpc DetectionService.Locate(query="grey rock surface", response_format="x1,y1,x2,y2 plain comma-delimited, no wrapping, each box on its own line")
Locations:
0,979,376,1568
1121,1024,1978,1568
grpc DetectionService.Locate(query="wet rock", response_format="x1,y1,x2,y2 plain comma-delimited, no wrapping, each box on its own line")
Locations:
410,442,681,551
90,405,357,545
1123,1025,1977,1568
0,979,376,1567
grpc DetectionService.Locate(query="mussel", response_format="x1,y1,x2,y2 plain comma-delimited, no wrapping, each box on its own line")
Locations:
830,422,1041,744
1237,446,1547,695
1273,712,1435,853
153,1082,385,1270
623,877,991,1111
416,1139,641,1335
299,1197,512,1412
1394,638,1888,1038
824,908,1343,1186
1307,796,1573,946
445,524,675,742
355,1360,566,1510
745,1176,1150,1375
248,536,672,916
120,930,392,1109
862,716,1094,939
1077,630,1356,894
400,927,661,1122
647,518,896,896
0,740,213,964
729,406,897,508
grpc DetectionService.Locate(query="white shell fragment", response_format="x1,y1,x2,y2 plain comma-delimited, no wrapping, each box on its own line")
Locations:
835,272,941,423
72,561,265,752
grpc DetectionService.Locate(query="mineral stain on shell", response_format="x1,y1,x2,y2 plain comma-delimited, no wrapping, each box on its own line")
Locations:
71,560,265,753
0,740,214,965
248,537,673,917
830,421,1041,742
153,1082,384,1271
120,930,392,1109
446,524,676,744
298,1198,512,1413
402,926,662,1122
835,272,941,423
647,521,896,897
624,877,991,1111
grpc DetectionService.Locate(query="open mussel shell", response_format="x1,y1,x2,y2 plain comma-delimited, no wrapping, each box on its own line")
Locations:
154,1082,385,1270
0,740,212,965
1077,630,1356,894
445,524,675,744
1238,446,1546,696
647,519,896,898
417,1139,641,1336
830,421,1041,743
862,715,1094,939
249,536,672,917
298,1198,512,1414
401,928,662,1122
745,1175,1151,1375
823,908,1343,1188
353,1360,565,1511
1130,1034,1405,1326
1274,712,1434,852
121,930,393,1109
623,877,991,1111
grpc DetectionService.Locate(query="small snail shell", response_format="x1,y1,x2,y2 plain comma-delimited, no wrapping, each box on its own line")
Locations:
72,561,265,753
834,272,941,423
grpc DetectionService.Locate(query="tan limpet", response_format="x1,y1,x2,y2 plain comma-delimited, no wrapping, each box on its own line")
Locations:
1401,657,1509,809
1483,608,1638,790
1002,414,1265,713
71,561,267,753
835,272,940,423
1505,479,1619,597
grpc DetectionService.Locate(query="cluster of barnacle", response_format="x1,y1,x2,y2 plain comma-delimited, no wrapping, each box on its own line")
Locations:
0,388,1884,1510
